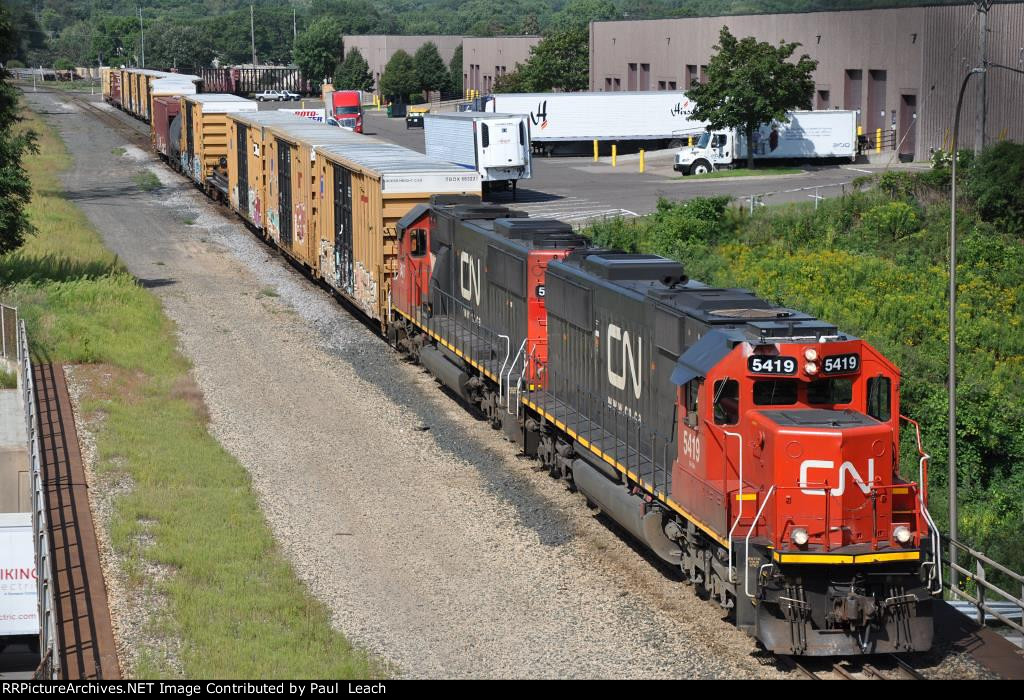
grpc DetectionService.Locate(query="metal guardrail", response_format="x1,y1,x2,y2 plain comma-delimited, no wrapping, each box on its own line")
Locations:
18,317,59,679
946,535,1024,635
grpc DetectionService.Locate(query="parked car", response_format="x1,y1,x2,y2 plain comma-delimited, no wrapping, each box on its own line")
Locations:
279,90,301,101
254,90,285,102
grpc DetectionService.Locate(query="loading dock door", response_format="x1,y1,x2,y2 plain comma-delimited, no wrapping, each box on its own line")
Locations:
278,139,293,246
237,125,249,213
899,94,917,159
332,164,353,292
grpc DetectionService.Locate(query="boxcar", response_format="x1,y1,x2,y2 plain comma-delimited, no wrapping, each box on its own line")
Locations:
312,142,481,325
180,94,258,189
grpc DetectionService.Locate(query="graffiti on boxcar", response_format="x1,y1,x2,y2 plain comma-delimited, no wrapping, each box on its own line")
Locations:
267,209,279,241
295,203,306,244
249,191,261,228
354,262,377,317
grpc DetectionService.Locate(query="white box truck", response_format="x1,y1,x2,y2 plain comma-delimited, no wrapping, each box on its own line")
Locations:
0,512,38,647
481,92,704,154
674,110,858,175
424,112,532,197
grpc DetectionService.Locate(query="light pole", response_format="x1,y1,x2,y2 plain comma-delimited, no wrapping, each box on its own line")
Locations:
947,59,1024,589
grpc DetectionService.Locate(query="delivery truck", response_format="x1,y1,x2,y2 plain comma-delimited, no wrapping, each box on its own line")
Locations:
424,112,532,198
0,512,38,650
481,91,704,154
674,110,858,174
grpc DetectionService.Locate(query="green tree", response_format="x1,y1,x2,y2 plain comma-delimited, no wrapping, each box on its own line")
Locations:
53,20,94,67
0,50,38,253
379,49,418,103
92,15,139,67
333,48,373,92
493,65,532,93
448,44,463,95
685,26,817,169
148,23,215,70
413,42,450,98
520,25,589,92
557,0,618,28
293,18,344,83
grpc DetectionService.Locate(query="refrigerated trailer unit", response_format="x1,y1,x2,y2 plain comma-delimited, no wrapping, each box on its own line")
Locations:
424,112,532,197
674,110,858,174
0,513,38,642
482,92,704,153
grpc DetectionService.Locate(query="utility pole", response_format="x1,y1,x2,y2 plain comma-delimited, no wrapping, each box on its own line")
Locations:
138,7,145,68
293,8,297,41
250,5,257,66
975,0,992,153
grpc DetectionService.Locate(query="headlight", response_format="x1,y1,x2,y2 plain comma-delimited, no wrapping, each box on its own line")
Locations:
804,362,819,375
804,348,818,361
893,525,912,544
791,527,809,546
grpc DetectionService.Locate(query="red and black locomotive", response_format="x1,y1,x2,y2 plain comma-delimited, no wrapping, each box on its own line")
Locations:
390,196,940,657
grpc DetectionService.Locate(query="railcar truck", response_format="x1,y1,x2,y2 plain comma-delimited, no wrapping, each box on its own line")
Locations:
674,110,858,174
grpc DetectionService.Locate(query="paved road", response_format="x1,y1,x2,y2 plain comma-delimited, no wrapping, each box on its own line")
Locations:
360,109,926,224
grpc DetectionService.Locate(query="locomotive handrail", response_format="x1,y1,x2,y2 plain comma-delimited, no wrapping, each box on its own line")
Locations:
745,486,776,598
503,338,526,413
722,429,744,585
945,538,1024,634
900,414,943,592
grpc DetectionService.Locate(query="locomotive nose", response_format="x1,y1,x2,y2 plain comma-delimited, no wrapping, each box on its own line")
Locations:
754,408,896,551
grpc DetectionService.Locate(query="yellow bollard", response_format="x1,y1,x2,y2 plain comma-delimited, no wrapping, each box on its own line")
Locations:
611,144,617,167
688,136,693,147
639,149,645,173
301,100,305,109
593,140,598,161
876,128,882,154
857,124,863,137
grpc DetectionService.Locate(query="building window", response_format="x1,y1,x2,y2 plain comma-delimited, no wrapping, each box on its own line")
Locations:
605,77,613,91
817,89,831,109
657,80,666,90
614,78,621,91
639,63,650,90
627,63,637,91
699,65,708,82
668,81,677,90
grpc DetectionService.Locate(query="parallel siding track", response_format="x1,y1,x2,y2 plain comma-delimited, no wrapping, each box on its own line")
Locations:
33,362,120,680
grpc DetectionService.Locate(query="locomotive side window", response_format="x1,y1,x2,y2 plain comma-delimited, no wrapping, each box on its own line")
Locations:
807,378,853,405
684,379,701,427
713,379,739,425
753,380,797,405
411,228,427,257
867,376,891,421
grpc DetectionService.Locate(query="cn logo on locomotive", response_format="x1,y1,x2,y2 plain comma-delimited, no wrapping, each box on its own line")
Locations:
607,323,642,400
459,251,482,306
799,458,876,497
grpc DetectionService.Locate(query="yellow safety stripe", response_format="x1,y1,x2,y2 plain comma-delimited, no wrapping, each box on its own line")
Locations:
892,487,909,495
773,551,920,564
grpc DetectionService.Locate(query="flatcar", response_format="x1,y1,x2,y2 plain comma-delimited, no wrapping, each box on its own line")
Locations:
108,77,940,656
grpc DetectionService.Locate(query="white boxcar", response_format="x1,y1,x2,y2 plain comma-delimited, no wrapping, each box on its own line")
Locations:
482,92,704,148
424,112,532,194
0,512,38,638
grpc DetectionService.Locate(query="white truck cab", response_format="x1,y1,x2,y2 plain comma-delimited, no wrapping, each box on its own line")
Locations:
674,130,734,175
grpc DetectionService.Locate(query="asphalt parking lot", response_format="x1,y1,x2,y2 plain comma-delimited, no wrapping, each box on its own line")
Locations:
357,109,926,224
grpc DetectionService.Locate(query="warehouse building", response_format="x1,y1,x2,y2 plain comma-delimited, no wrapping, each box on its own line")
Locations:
343,35,466,93
589,3,1024,160
462,36,542,94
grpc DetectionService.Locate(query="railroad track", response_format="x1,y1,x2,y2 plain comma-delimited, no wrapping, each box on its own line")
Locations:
21,85,151,145
33,362,120,680
780,654,927,680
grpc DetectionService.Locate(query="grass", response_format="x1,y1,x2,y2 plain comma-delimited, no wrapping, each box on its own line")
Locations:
6,108,381,678
679,166,805,180
258,287,278,298
0,367,16,389
111,147,126,157
133,170,162,192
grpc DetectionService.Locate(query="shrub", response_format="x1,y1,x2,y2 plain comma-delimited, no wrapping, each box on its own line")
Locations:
964,140,1024,236
859,201,920,240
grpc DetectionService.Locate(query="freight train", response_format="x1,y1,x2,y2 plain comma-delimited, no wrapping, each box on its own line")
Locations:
101,74,943,657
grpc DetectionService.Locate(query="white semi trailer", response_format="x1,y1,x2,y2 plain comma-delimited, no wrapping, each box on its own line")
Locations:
0,513,38,649
424,112,532,197
674,110,858,174
481,92,704,154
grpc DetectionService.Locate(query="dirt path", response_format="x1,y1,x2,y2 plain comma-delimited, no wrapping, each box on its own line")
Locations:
24,90,786,679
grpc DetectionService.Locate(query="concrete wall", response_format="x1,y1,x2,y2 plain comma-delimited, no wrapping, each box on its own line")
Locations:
463,36,542,94
343,35,466,94
590,3,1024,160
0,388,29,514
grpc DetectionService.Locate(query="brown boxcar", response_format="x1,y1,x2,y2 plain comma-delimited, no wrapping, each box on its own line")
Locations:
151,96,180,159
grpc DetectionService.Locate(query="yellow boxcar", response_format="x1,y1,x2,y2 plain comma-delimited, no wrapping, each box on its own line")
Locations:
312,142,480,325
261,121,373,272
181,94,258,187
227,112,304,230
